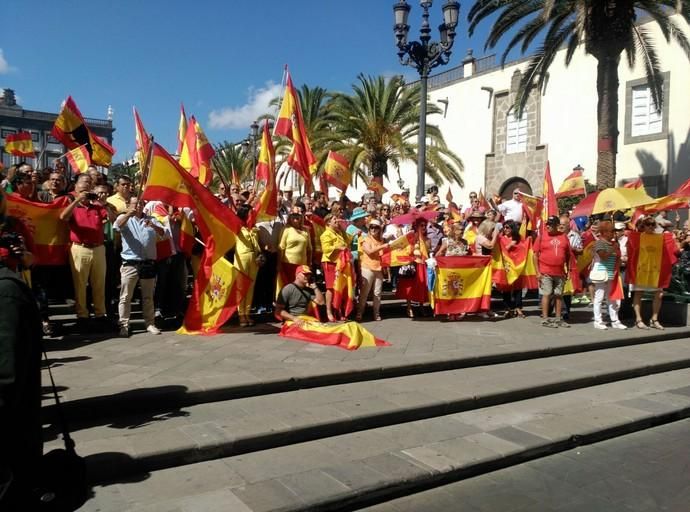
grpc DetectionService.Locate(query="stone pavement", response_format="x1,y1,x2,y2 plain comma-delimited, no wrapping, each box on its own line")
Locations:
364,417,690,512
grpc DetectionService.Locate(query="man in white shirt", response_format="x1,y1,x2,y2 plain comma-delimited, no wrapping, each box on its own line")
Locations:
495,189,524,223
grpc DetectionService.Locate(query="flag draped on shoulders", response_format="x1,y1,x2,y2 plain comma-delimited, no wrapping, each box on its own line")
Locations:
626,232,678,289
274,70,317,188
4,132,35,157
5,195,70,265
52,96,115,165
491,237,537,290
433,256,493,314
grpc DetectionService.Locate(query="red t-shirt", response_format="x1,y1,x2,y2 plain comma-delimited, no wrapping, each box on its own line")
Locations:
69,202,107,245
535,232,570,277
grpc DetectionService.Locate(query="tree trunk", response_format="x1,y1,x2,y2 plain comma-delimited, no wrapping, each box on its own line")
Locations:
595,52,620,190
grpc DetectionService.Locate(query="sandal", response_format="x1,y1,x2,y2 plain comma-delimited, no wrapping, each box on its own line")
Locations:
636,321,650,330
515,310,526,318
650,320,665,330
406,306,415,318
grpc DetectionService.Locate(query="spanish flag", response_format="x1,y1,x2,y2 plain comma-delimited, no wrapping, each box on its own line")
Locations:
478,188,490,211
4,132,35,157
179,116,215,186
519,192,543,233
280,316,390,350
178,257,252,335
248,120,277,228
367,176,388,196
323,151,351,192
307,213,326,261
626,231,678,289
133,107,149,156
491,236,531,290
65,145,91,174
177,103,187,156
5,194,71,265
433,255,493,314
142,143,241,262
274,70,317,187
556,169,586,198
624,177,644,190
381,231,415,267
541,161,557,227
332,250,355,318
576,230,596,274
178,209,196,258
52,96,115,166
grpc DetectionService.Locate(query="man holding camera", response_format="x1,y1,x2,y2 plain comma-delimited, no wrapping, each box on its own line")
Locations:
60,173,113,330
274,265,325,326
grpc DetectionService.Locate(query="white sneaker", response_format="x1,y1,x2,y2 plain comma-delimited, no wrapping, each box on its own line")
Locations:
611,321,627,330
146,325,162,335
593,322,608,330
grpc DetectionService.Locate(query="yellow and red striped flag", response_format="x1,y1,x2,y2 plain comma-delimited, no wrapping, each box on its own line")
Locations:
367,176,388,196
332,250,355,318
274,70,317,189
381,231,416,267
323,151,351,191
624,177,644,189
52,96,115,165
280,316,389,350
65,144,91,174
248,121,277,227
179,116,215,186
541,161,557,227
5,194,71,265
478,188,490,211
626,231,678,289
4,132,35,157
133,107,149,156
433,255,493,314
556,169,586,198
177,103,187,156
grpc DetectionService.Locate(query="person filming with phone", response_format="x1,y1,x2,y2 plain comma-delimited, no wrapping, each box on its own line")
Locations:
60,173,115,333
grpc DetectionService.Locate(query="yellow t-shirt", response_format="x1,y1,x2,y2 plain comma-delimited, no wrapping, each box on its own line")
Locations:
279,226,311,264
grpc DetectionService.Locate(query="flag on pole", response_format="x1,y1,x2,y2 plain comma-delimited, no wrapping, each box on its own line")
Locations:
231,166,240,186
478,188,490,211
541,161,557,230
323,151,351,191
367,176,388,196
52,96,115,165
274,70,317,189
247,121,277,227
133,107,149,167
177,103,187,156
179,116,215,186
65,145,91,174
4,132,35,157
556,169,586,198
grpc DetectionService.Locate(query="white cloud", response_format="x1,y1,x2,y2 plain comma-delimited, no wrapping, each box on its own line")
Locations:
208,82,283,130
0,49,12,74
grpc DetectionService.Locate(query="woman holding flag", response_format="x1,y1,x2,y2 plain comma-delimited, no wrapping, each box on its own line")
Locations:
590,220,626,330
396,218,430,318
320,213,352,322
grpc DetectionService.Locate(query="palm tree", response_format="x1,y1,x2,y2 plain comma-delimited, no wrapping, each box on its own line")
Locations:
329,74,464,188
211,141,250,190
468,1,690,189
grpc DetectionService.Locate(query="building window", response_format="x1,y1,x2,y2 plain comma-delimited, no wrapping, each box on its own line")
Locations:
630,86,662,137
624,72,670,145
506,109,527,154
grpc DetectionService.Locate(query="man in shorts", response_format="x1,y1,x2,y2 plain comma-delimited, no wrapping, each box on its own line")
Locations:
534,216,571,328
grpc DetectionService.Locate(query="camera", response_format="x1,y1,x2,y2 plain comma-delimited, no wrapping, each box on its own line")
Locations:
86,192,98,200
0,231,23,259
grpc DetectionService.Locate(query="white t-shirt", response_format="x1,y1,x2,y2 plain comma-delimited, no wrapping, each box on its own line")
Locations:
497,199,523,223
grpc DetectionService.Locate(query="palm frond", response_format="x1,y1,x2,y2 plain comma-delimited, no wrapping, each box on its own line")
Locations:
632,25,665,111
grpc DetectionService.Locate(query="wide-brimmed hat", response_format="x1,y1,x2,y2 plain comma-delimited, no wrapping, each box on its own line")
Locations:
350,207,368,221
368,219,382,227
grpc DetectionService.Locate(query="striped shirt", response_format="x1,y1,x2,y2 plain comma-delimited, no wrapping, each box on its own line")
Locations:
593,239,617,279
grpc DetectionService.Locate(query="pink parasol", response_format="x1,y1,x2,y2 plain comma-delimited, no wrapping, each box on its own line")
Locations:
390,208,440,225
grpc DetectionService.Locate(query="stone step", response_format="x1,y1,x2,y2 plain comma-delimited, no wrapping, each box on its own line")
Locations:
42,328,690,423
46,337,690,485
78,368,690,512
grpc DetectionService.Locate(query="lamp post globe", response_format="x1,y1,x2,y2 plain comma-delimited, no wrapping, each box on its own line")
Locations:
393,0,459,201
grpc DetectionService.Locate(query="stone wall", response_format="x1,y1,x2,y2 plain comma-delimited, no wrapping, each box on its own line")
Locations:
485,69,548,197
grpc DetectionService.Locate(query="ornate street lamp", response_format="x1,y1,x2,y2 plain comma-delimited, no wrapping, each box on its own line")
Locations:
241,120,261,172
394,0,460,200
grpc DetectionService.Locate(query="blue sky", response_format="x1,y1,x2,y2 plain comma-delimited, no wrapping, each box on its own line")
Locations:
0,0,504,163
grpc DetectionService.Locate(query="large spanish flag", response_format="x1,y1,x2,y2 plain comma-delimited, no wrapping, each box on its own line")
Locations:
5,195,70,265
142,143,241,262
381,231,415,267
323,151,351,191
178,257,252,335
491,236,532,290
4,132,35,157
52,96,115,165
626,232,678,289
280,316,389,350
433,256,492,314
274,70,317,187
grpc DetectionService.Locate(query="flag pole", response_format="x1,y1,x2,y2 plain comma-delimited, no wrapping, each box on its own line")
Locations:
136,135,155,204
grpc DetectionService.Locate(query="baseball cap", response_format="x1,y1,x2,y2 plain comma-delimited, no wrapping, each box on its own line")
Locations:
614,222,626,230
296,265,312,275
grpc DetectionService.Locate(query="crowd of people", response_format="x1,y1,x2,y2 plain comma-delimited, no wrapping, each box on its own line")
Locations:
0,161,687,339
